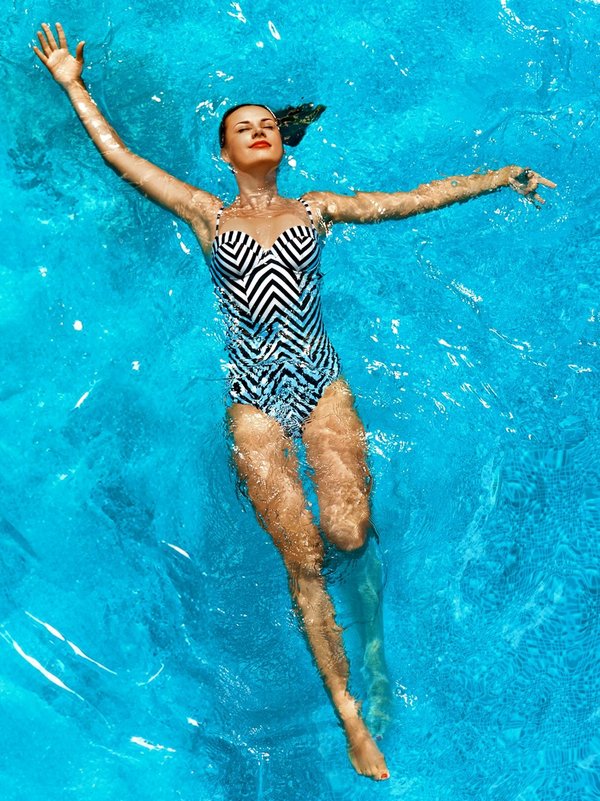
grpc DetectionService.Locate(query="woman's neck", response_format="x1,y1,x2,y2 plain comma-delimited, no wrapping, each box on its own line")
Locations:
233,169,280,209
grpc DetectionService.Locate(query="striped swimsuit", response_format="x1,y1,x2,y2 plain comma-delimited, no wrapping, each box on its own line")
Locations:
210,198,341,437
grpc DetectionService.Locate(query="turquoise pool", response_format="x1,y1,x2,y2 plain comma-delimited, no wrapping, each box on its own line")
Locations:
2,0,598,798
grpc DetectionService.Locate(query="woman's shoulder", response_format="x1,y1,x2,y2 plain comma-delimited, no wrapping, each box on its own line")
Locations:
299,191,345,228
299,190,330,206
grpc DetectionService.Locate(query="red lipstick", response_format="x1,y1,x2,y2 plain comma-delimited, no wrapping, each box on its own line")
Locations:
250,141,271,149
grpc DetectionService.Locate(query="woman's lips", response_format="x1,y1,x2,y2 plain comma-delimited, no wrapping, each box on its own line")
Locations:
250,141,271,149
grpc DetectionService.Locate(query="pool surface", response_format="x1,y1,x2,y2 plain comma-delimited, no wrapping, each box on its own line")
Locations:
2,0,599,798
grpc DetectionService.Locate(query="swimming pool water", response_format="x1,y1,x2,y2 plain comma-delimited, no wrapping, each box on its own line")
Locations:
2,0,599,798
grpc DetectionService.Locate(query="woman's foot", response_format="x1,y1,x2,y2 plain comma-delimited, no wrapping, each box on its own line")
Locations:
339,700,389,780
346,716,389,780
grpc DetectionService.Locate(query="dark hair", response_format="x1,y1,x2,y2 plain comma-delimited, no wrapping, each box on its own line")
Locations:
218,102,326,149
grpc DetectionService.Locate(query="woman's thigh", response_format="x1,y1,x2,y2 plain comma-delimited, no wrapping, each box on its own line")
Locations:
228,402,323,573
301,379,371,550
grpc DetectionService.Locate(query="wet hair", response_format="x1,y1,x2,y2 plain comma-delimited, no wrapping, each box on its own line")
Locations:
218,102,326,148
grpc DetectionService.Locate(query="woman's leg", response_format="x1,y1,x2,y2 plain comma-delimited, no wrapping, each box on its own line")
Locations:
339,538,393,737
302,379,392,734
302,379,372,552
228,402,388,780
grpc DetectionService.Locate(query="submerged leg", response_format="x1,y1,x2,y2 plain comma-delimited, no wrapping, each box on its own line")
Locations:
303,379,392,735
336,537,393,736
229,403,389,780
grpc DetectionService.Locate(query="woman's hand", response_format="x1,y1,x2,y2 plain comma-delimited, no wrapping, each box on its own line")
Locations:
33,22,85,89
503,166,557,206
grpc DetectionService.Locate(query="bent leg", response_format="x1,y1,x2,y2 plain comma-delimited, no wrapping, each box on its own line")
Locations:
303,381,392,733
228,403,388,780
302,378,371,552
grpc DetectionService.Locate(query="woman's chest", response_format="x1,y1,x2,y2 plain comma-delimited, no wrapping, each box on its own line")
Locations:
211,226,321,280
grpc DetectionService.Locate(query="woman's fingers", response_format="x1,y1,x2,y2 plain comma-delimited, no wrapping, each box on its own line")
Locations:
536,173,557,189
41,22,58,50
509,177,529,195
32,45,48,65
34,21,81,76
508,167,556,207
56,21,68,49
36,29,52,57
35,22,71,58
523,169,557,191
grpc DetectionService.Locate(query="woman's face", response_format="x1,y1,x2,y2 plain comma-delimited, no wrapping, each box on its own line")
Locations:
221,105,284,173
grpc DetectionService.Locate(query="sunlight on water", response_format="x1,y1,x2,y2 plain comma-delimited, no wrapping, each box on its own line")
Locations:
1,0,598,799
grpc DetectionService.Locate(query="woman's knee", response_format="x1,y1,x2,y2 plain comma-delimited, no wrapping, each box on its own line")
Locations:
322,506,371,552
284,540,324,581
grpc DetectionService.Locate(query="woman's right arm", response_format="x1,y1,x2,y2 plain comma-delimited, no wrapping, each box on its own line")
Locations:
33,23,218,232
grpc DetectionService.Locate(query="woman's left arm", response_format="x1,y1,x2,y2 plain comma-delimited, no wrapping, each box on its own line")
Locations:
307,166,556,225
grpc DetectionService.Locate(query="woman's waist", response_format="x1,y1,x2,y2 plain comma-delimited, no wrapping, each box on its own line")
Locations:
225,327,333,355
225,337,339,371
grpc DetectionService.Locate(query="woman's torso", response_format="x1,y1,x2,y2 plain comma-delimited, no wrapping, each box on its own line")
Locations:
209,197,334,367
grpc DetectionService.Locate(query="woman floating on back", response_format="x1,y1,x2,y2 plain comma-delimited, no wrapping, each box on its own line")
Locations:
33,21,556,781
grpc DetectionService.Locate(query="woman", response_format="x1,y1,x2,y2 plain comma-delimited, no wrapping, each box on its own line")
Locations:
33,22,555,782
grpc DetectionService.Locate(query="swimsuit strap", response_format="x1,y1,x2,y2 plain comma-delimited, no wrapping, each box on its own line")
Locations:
298,197,316,229
214,205,225,237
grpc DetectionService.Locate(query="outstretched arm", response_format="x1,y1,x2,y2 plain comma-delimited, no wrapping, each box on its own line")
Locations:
33,23,218,232
306,167,556,225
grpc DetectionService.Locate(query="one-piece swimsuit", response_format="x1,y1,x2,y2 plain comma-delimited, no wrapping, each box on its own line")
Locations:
209,197,341,437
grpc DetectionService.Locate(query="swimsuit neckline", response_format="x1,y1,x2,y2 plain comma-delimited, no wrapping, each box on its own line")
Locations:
211,224,316,254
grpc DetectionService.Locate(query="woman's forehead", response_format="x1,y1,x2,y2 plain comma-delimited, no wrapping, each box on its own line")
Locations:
228,105,276,126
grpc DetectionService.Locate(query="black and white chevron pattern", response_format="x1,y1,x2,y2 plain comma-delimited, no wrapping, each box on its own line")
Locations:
209,199,341,436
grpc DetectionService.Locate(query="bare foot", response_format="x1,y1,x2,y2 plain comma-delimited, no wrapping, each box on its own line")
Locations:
344,714,389,780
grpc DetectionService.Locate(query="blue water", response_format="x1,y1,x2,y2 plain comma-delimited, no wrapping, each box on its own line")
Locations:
2,0,599,798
